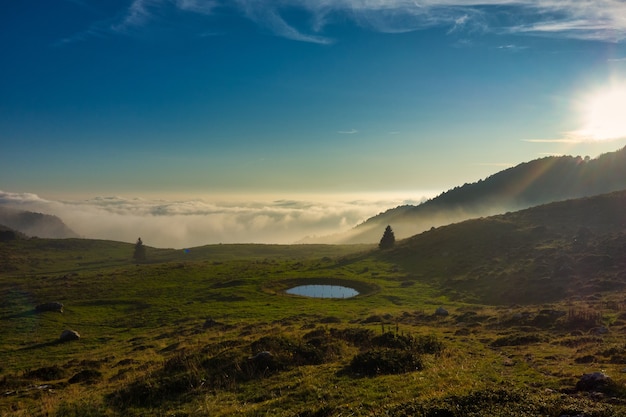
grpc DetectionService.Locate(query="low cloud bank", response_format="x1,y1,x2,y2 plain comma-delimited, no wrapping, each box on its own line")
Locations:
0,190,430,248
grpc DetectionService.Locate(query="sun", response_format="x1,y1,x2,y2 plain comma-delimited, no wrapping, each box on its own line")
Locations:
574,83,626,141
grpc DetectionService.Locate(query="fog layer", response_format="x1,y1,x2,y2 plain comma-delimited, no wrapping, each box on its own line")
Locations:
0,191,431,248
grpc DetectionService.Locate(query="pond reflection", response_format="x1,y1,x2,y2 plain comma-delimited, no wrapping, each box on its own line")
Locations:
286,285,359,299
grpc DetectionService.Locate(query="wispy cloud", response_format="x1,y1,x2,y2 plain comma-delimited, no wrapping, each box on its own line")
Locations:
233,1,333,44
62,0,626,44
523,138,585,143
111,0,159,33
496,44,528,51
175,0,218,15
0,190,432,248
337,129,358,134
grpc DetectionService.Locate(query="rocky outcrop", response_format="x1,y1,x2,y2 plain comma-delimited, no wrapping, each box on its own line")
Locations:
60,329,80,342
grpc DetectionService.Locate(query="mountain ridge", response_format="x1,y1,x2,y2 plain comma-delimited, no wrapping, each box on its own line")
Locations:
307,146,626,244
0,206,79,239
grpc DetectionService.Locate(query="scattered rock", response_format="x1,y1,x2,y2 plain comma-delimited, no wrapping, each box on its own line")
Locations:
575,372,611,392
435,307,449,317
35,302,64,313
590,326,609,335
203,317,221,329
59,329,80,342
249,351,273,361
248,351,279,371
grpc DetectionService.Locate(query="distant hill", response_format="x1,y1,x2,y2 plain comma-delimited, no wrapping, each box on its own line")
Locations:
0,224,27,242
311,146,626,244
0,207,78,239
380,189,626,304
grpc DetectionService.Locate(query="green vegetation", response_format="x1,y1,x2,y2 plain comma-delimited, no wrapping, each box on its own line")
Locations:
2,190,626,416
378,225,395,250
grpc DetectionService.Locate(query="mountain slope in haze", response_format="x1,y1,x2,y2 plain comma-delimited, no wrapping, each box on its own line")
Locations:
380,189,626,305
0,224,26,242
318,146,626,244
0,207,78,239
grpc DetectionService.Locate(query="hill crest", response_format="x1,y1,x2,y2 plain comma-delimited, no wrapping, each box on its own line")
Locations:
0,206,78,239
310,146,626,244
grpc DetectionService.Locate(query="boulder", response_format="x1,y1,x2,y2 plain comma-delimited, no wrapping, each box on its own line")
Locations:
590,326,609,335
203,317,221,329
249,351,273,362
35,302,64,313
575,372,611,392
435,307,449,317
59,329,80,342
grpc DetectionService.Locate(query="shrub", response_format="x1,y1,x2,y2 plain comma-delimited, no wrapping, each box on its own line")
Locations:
24,365,66,381
348,349,424,376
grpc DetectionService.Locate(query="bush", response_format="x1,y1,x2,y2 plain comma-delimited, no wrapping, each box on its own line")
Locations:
348,349,424,376
24,365,66,381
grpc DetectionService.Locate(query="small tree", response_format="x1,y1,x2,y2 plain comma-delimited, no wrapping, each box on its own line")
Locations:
133,237,146,262
379,225,395,250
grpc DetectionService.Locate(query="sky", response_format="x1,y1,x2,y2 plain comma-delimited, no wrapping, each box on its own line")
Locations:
2,0,626,247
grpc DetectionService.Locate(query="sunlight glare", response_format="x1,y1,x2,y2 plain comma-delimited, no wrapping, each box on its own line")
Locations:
575,83,626,141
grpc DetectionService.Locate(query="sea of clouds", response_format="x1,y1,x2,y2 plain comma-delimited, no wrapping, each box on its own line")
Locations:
0,190,431,248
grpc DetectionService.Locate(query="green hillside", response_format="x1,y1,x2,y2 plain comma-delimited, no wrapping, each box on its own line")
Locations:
2,191,626,416
383,189,626,304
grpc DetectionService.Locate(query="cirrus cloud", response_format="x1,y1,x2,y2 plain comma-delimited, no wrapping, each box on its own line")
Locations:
61,0,626,44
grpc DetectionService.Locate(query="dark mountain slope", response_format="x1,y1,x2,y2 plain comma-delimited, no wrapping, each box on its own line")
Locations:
330,146,626,243
0,207,78,239
380,189,626,305
0,224,26,242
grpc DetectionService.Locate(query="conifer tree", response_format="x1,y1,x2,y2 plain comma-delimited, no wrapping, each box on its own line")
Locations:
133,237,146,261
379,225,395,250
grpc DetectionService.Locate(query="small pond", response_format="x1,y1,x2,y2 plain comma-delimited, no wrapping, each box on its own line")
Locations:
286,285,359,299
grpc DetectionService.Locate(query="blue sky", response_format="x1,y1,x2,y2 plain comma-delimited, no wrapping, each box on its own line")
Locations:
1,1,626,245
2,0,626,198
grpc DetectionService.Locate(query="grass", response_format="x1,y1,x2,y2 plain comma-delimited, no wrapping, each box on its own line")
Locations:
3,190,626,415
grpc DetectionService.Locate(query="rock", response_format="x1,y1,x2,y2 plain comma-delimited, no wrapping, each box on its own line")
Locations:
575,372,611,392
203,318,221,329
590,326,609,335
249,351,273,361
35,302,64,313
59,329,80,342
435,307,449,317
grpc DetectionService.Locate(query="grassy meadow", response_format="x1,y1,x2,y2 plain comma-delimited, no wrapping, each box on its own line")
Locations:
2,191,626,416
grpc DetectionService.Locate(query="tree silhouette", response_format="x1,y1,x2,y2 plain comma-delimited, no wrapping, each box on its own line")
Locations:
133,237,146,261
379,225,395,250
